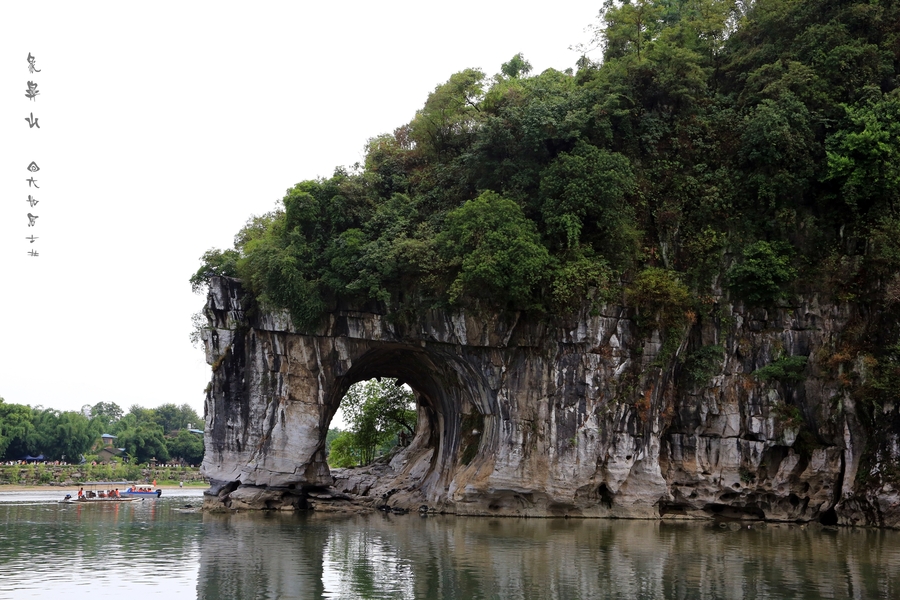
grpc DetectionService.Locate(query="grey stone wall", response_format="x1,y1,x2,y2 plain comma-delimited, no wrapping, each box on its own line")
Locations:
200,277,898,526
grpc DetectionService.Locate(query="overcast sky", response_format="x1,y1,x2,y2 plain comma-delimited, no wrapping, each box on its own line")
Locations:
0,1,600,418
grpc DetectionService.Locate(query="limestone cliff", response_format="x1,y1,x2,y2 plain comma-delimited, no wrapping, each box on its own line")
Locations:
200,276,900,526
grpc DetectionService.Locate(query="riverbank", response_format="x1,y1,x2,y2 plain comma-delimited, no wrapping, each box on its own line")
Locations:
0,464,207,487
0,482,208,492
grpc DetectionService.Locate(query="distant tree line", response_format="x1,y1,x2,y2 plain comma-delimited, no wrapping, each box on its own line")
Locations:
0,398,204,465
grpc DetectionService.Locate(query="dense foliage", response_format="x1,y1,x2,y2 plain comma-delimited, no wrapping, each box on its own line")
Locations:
327,379,416,468
0,397,203,464
192,0,900,332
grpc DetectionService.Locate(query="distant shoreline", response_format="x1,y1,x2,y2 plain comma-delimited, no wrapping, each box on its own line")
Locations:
0,483,207,492
0,464,207,488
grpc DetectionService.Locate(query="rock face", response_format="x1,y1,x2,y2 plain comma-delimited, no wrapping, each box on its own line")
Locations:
200,277,899,526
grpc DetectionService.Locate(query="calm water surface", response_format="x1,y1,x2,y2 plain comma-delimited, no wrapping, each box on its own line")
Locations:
1,489,899,599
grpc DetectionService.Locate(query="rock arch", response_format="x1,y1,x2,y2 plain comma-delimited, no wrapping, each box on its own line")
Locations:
324,344,490,498
201,277,527,512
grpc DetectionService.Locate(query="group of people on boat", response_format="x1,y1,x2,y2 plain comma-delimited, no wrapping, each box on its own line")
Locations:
76,487,121,499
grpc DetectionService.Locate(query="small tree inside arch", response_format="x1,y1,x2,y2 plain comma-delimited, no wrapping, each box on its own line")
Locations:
328,378,416,467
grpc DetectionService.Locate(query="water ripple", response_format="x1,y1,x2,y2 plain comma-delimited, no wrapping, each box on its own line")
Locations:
2,492,900,599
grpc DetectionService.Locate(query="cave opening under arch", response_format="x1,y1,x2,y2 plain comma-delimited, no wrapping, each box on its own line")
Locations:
316,344,493,500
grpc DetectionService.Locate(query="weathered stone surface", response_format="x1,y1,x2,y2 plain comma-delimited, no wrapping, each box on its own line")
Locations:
200,277,897,526
202,482,306,511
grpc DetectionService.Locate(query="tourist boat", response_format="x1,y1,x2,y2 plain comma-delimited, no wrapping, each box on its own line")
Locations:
120,483,162,498
61,481,138,503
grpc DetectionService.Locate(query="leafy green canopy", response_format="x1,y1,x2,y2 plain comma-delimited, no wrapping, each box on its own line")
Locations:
192,0,900,329
726,241,797,305
438,191,551,306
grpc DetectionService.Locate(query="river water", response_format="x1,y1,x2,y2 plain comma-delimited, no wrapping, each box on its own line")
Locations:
1,490,899,599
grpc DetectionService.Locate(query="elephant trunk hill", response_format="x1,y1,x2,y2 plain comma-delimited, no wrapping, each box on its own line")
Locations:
193,1,900,526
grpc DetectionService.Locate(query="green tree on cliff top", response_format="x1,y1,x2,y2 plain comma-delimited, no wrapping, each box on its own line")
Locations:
189,0,900,330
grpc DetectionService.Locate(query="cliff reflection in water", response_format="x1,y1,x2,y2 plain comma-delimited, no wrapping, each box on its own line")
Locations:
2,495,899,599
197,512,900,599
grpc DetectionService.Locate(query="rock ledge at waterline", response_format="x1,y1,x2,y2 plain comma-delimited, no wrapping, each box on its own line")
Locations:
199,276,899,527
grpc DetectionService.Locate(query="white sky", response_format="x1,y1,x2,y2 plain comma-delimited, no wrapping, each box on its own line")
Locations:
0,1,600,417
